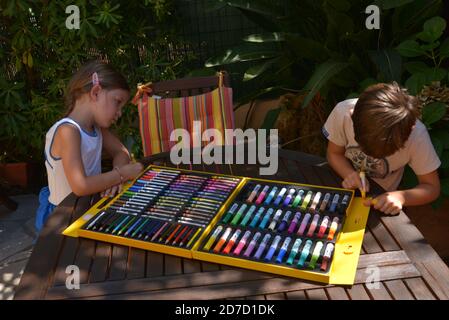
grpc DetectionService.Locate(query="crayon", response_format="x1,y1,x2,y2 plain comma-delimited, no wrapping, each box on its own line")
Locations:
317,215,330,238
233,230,252,256
308,241,324,270
277,210,292,232
213,227,232,253
306,214,320,237
264,235,281,262
286,238,302,265
327,217,340,240
291,190,304,208
222,229,241,254
297,239,313,267
243,232,261,258
320,243,335,271
273,187,287,206
203,225,224,251
300,191,313,211
249,207,265,228
287,212,301,234
309,192,322,212
276,237,291,263
254,233,271,260
296,213,311,236
263,186,278,205
282,188,296,207
240,205,256,227
255,185,270,204
259,208,274,229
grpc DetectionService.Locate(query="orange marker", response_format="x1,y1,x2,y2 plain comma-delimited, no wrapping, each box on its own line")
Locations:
222,229,241,254
213,227,232,253
327,217,340,240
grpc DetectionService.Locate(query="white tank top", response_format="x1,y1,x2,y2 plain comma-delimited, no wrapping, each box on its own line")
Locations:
44,117,102,205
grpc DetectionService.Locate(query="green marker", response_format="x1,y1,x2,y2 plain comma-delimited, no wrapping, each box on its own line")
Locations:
308,241,324,270
300,191,313,211
286,238,302,265
240,205,256,227
297,239,313,267
291,190,304,208
231,204,248,225
222,203,239,223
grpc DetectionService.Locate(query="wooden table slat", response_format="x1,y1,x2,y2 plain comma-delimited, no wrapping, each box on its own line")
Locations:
305,289,328,300
285,290,307,300
108,245,128,281
404,277,437,300
89,243,111,283
146,251,164,278
126,248,146,279
364,282,393,300
345,284,371,300
326,287,350,300
385,280,415,300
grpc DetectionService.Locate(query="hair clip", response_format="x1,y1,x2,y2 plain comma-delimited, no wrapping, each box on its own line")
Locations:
92,72,99,86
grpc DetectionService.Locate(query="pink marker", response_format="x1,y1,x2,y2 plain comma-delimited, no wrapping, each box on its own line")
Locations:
317,215,330,238
306,214,320,237
296,213,311,236
247,184,261,202
255,185,270,204
233,230,252,256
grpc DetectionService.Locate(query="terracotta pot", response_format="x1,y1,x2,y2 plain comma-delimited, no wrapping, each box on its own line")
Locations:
0,162,42,189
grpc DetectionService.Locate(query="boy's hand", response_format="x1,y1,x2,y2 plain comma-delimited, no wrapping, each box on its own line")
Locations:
101,183,123,198
342,171,370,192
363,192,405,215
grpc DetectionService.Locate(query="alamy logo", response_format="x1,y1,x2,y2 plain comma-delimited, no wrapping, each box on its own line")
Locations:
65,5,80,30
65,265,80,290
365,5,380,30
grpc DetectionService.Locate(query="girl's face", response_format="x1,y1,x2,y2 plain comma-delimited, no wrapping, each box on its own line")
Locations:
93,88,130,128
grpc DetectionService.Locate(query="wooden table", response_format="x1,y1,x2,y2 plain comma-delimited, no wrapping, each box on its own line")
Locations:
15,149,449,300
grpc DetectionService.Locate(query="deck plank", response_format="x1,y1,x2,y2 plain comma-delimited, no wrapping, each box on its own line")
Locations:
385,280,415,300
346,284,371,300
404,278,436,300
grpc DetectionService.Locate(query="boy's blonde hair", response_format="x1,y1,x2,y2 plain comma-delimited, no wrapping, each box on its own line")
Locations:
64,60,130,116
352,82,420,158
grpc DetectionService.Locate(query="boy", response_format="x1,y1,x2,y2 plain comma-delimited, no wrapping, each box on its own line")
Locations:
322,82,440,215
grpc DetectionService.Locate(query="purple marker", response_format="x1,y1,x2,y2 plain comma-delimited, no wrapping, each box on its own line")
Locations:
282,188,296,207
297,213,311,236
243,232,262,258
254,233,271,260
255,185,270,204
277,211,292,232
287,212,302,234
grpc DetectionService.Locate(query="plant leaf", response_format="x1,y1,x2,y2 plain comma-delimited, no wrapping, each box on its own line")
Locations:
243,59,277,81
440,37,449,59
244,32,286,43
422,102,447,127
396,40,426,57
205,44,279,67
374,0,414,10
368,49,402,82
422,16,446,42
403,61,429,74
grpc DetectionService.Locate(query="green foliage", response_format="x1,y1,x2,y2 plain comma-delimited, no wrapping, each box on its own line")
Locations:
0,0,186,163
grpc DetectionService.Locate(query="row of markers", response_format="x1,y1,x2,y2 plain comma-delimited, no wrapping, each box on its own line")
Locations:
203,226,335,271
246,184,350,214
222,203,340,240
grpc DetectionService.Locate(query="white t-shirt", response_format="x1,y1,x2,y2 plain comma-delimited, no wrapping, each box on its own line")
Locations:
322,98,441,191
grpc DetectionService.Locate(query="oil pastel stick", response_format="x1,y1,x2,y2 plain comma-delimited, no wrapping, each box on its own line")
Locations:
300,191,313,211
275,237,291,263
306,214,320,237
320,243,335,271
259,208,274,229
319,193,332,212
317,215,330,238
240,205,257,227
222,203,240,223
277,210,292,232
231,204,248,225
255,185,270,204
246,184,261,202
308,241,324,270
243,232,261,257
264,235,281,262
291,190,304,208
287,212,301,234
213,227,232,253
249,207,265,228
329,194,340,212
309,192,322,212
254,233,271,260
233,230,252,256
222,229,241,254
263,186,278,205
297,239,313,267
282,188,296,207
268,209,283,231
286,238,302,265
296,213,311,236
327,217,340,240
273,187,287,206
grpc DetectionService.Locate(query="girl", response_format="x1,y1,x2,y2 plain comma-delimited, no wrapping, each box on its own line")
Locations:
36,60,144,232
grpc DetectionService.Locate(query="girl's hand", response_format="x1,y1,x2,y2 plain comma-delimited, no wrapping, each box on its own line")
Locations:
119,162,144,181
101,183,123,198
342,171,370,192
363,192,404,215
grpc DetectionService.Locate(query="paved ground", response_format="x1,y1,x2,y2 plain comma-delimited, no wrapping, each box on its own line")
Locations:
0,194,38,300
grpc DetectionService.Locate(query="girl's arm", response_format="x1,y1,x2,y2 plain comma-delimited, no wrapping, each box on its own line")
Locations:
101,128,131,167
55,125,142,196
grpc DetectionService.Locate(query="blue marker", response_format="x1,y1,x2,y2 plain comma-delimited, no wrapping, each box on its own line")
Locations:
329,194,340,212
297,239,313,267
273,188,287,206
263,186,278,205
282,188,296,207
277,211,292,232
286,238,302,265
240,205,257,227
254,233,271,260
259,208,274,229
276,237,292,263
249,207,265,228
264,235,281,262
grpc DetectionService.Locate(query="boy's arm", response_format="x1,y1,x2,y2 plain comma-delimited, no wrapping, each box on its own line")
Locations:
327,141,364,190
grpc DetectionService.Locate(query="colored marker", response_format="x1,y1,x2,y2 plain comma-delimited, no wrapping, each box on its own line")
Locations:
329,194,340,212
222,229,241,254
319,193,331,212
249,207,265,228
264,235,281,262
240,205,257,227
255,185,270,204
268,209,283,231
308,241,324,270
300,191,313,210
320,243,335,271
243,232,261,257
317,215,330,238
277,211,292,232
286,238,302,265
259,208,274,229
213,227,232,253
306,214,320,237
263,186,278,205
309,192,322,212
222,203,239,223
273,188,287,206
233,230,252,256
254,233,271,260
282,188,296,207
291,190,304,208
287,212,301,234
327,217,340,240
231,204,248,225
297,239,313,267
296,213,311,236
338,194,350,214
276,237,291,263
247,184,261,202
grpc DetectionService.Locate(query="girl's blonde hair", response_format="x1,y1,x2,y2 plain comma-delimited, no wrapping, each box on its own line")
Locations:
64,60,130,116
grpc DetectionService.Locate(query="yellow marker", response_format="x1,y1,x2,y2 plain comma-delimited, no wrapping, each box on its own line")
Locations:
359,171,366,199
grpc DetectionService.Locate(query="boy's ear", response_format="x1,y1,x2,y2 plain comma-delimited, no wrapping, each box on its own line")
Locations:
89,84,102,101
